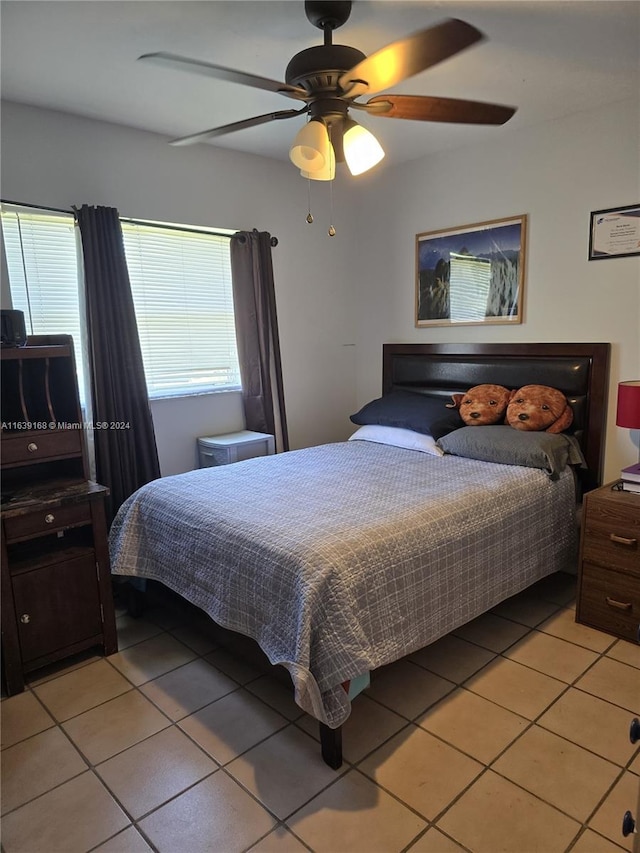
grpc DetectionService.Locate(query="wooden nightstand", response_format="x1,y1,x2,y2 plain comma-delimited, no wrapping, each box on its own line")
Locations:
576,481,640,642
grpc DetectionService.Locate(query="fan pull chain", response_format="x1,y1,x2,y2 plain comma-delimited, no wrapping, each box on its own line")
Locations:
306,177,313,224
328,124,336,237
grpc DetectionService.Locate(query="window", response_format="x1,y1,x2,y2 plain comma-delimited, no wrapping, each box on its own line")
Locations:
1,206,240,400
1,208,88,401
121,221,240,398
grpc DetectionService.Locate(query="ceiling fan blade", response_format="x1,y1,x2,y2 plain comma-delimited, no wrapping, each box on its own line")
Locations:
169,108,307,146
339,19,484,97
361,94,516,125
139,52,308,100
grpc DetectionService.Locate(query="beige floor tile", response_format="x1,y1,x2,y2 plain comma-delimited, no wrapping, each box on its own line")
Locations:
493,725,620,821
453,612,530,652
178,688,288,765
417,687,528,764
246,674,305,720
359,725,482,820
607,639,640,670
538,687,639,766
630,752,640,775
248,825,309,852
108,632,197,686
1,726,87,814
0,690,54,749
588,771,638,851
438,769,580,853
539,608,616,652
226,725,344,820
32,659,132,721
576,657,640,714
571,828,628,853
139,771,276,853
140,657,238,720
409,634,495,683
296,693,408,763
0,770,129,853
505,630,599,683
408,827,467,852
93,825,155,852
115,613,163,649
464,657,566,719
366,658,455,719
62,689,170,764
95,725,217,818
491,591,560,627
205,646,264,685
287,769,426,853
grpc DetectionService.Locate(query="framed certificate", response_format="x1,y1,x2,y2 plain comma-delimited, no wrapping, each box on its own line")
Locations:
588,204,640,260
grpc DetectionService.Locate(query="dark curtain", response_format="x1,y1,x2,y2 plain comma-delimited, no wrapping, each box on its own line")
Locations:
230,230,289,452
76,205,161,522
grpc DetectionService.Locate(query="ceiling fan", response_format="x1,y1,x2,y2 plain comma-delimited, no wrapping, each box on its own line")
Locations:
139,0,517,180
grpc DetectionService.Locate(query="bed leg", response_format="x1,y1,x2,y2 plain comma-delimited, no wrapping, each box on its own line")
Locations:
319,723,343,769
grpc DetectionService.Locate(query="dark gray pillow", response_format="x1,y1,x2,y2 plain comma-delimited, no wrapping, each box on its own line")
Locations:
436,425,587,479
350,391,463,439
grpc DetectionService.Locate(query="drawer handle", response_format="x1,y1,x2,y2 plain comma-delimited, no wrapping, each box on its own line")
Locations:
610,534,637,547
44,513,55,524
605,596,632,611
27,442,38,453
20,614,30,624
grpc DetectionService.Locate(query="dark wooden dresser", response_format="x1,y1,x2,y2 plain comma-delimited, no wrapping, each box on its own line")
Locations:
1,335,117,694
576,481,640,642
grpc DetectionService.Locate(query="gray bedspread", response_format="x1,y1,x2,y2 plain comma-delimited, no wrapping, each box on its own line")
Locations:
109,440,578,726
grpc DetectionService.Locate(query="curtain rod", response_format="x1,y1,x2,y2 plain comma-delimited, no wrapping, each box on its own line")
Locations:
1,201,277,244
1,198,73,216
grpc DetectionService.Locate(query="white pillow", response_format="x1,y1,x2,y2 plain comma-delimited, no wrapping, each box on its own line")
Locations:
349,424,444,456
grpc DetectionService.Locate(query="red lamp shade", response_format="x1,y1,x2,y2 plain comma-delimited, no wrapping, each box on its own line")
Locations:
616,380,640,429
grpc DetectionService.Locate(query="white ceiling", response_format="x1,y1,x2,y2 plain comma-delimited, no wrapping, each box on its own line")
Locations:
1,1,639,167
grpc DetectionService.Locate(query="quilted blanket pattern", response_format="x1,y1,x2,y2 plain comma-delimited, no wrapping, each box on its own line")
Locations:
109,441,577,726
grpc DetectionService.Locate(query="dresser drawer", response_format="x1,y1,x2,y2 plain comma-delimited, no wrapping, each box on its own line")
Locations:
2,430,82,466
578,561,640,641
582,518,640,574
3,501,92,543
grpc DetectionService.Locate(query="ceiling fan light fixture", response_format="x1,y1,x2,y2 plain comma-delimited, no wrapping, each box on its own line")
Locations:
289,118,331,172
343,119,385,176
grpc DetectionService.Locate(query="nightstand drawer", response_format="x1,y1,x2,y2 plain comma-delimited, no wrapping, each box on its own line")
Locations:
2,430,82,466
578,561,640,641
3,502,92,543
582,516,640,574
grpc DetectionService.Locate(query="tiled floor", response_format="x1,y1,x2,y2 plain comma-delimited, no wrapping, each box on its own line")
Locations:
1,572,639,853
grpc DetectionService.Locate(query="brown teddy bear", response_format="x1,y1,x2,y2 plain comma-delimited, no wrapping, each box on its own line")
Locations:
447,384,514,426
507,385,573,433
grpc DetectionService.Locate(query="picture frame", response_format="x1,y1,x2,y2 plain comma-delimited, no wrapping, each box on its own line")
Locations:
588,204,640,260
415,214,527,328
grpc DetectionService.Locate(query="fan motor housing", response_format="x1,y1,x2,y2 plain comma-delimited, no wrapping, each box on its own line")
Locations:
285,44,366,95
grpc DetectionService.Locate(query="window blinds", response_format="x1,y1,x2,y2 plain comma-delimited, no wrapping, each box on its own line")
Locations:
1,207,241,400
1,208,88,401
120,221,241,398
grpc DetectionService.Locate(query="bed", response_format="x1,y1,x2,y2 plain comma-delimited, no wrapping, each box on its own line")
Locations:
109,342,610,768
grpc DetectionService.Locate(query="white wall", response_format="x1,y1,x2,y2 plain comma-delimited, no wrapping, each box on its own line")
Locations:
352,98,640,483
0,101,359,474
2,98,638,482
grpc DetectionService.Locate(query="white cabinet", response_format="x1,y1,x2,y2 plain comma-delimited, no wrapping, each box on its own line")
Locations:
197,430,275,467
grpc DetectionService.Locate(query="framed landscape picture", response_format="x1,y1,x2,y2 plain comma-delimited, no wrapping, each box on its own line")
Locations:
415,214,527,327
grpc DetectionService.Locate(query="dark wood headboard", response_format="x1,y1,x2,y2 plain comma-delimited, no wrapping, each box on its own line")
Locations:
383,343,610,491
